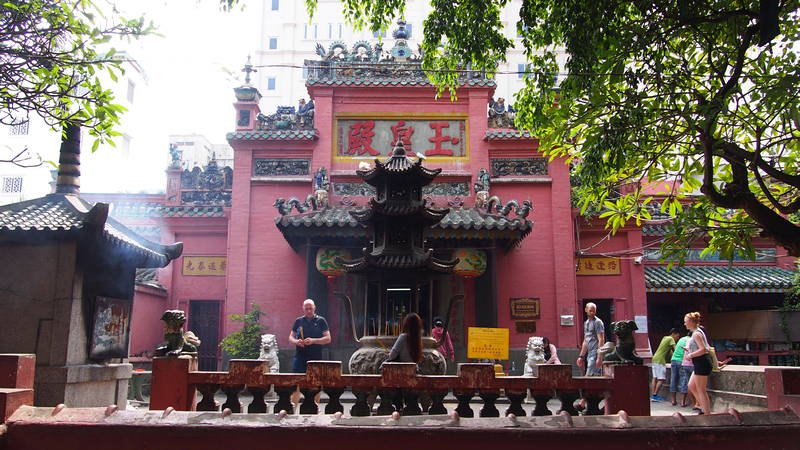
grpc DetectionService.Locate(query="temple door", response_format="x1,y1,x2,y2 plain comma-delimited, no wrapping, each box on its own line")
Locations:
189,300,221,371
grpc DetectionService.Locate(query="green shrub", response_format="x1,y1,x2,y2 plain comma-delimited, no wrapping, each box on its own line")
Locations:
219,303,266,359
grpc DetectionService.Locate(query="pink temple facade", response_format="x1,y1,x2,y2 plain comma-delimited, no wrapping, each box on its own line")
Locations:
83,40,796,372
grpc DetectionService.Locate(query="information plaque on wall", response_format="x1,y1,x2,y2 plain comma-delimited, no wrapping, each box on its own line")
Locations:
510,297,540,320
467,327,509,360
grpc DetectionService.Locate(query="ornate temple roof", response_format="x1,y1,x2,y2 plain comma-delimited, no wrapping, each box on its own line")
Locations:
304,27,496,88
306,77,496,88
645,266,795,293
226,129,318,141
159,205,226,217
484,130,535,140
275,205,533,247
135,268,166,291
357,141,441,187
0,194,182,268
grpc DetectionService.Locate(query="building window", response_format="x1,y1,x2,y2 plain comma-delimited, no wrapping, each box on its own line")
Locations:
373,29,386,38
303,24,307,39
328,23,332,39
271,0,278,11
518,63,530,79
1,177,23,193
9,121,29,135
126,80,135,103
268,37,277,49
267,77,276,90
405,23,413,38
338,23,343,39
302,67,309,79
313,23,318,39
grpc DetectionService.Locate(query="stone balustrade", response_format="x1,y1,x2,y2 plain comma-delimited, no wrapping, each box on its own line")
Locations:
150,357,650,416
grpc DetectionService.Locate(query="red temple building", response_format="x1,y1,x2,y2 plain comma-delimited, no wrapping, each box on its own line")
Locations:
84,35,797,372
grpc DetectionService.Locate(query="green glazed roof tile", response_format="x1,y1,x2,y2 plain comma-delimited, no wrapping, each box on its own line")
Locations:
645,265,795,293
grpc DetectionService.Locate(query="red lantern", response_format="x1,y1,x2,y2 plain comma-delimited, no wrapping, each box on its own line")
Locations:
315,248,350,279
453,248,487,278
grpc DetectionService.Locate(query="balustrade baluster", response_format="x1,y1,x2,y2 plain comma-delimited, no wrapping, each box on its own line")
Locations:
376,389,397,415
323,387,344,414
273,386,295,414
557,391,580,415
299,388,320,414
427,390,448,415
454,391,475,418
531,391,553,416
196,384,220,411
247,386,268,413
505,391,527,417
478,391,500,417
401,389,422,416
350,390,371,417
583,392,604,415
221,385,244,413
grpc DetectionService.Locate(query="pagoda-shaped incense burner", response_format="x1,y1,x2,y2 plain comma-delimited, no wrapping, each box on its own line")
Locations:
342,140,457,274
340,141,458,375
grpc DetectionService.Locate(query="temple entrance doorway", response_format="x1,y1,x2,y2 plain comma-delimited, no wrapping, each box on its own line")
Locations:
189,300,221,371
582,298,613,339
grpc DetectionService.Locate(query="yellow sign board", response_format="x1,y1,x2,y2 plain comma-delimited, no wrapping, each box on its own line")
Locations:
576,257,621,275
182,256,227,276
467,327,509,360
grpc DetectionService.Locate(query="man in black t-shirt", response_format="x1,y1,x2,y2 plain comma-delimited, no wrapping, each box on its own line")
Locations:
288,299,331,373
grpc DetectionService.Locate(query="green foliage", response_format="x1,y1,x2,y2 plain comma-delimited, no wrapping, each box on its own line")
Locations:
0,0,155,148
304,0,800,257
219,303,267,359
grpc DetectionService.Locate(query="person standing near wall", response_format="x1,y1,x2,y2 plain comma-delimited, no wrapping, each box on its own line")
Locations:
684,312,712,415
577,302,605,376
651,328,680,402
288,299,331,373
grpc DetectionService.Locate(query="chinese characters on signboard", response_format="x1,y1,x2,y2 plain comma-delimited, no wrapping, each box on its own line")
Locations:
509,297,540,320
576,257,621,275
467,327,509,360
182,256,227,276
337,119,466,159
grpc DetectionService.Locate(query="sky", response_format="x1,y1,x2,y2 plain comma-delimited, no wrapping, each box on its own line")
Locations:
78,0,259,194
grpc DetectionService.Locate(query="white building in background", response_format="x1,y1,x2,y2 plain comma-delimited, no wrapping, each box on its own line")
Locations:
253,0,555,113
169,134,234,169
0,52,156,203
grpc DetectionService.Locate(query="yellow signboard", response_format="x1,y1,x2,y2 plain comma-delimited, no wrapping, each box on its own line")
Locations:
467,327,509,360
182,256,227,276
576,257,621,275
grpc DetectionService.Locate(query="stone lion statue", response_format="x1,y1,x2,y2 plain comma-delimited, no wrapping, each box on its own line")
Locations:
603,320,643,366
154,310,200,357
258,333,280,373
523,336,546,376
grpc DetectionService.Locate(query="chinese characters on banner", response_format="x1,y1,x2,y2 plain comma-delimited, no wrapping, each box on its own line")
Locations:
338,119,465,158
182,256,227,276
576,257,621,275
467,327,509,360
